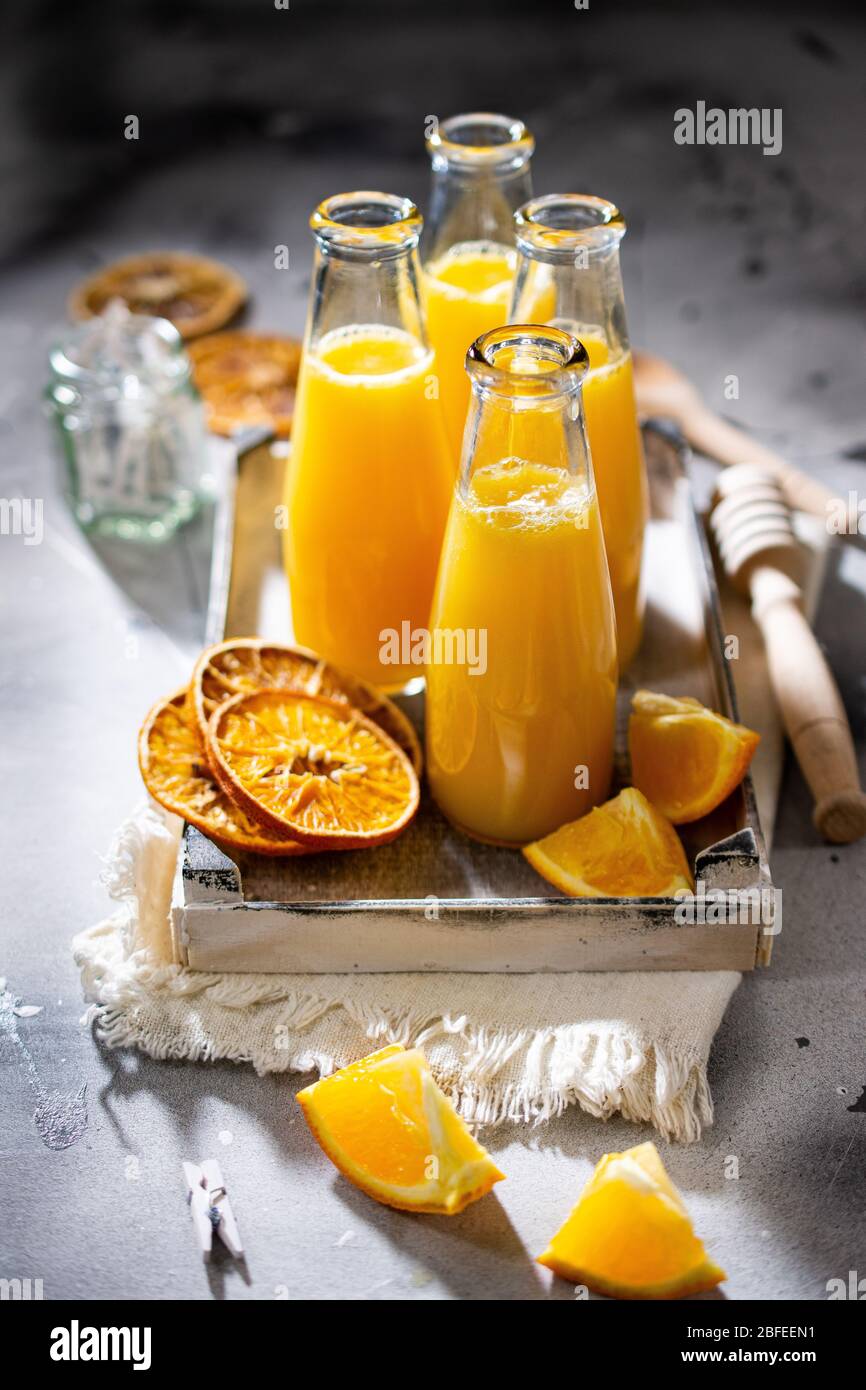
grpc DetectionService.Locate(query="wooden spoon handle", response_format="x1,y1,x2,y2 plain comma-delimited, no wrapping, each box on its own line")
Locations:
749,566,866,843
687,406,850,529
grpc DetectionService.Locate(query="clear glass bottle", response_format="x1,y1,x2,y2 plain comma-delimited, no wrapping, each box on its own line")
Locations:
46,303,205,541
283,191,453,691
511,194,648,668
426,324,618,846
423,112,535,461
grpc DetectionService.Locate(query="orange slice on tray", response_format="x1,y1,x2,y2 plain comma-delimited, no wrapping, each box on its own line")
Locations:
138,689,308,856
191,637,422,775
538,1141,727,1299
629,690,760,824
187,331,302,437
207,689,420,849
297,1045,505,1215
523,787,694,898
68,251,248,340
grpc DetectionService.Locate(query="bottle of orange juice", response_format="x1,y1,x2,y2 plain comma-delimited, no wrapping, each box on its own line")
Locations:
426,325,618,846
423,113,534,463
284,193,454,692
512,195,648,669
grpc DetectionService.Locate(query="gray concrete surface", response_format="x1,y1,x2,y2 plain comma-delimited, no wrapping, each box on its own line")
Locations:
1,3,864,1300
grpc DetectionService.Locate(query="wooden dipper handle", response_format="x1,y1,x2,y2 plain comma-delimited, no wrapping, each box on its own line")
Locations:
687,406,853,530
711,466,866,844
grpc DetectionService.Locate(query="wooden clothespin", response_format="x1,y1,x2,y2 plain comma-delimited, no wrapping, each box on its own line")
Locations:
183,1159,244,1261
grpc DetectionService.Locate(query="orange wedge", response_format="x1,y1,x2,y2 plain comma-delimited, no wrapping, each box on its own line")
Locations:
137,689,308,856
297,1045,505,1214
523,787,694,897
538,1141,727,1299
191,637,422,775
207,689,419,849
629,690,760,824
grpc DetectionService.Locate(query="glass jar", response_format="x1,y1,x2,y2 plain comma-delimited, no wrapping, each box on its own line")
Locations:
46,304,206,541
423,112,535,462
283,191,453,691
425,324,618,846
512,194,648,668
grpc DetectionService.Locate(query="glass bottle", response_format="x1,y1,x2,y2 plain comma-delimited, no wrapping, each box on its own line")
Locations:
511,194,648,668
423,112,535,461
283,191,453,692
426,324,618,846
46,303,206,541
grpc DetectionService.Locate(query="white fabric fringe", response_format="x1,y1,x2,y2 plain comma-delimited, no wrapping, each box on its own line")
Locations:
73,803,740,1142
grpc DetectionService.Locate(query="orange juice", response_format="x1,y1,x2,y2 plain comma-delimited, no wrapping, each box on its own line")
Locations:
579,333,647,669
424,242,515,461
426,458,617,845
512,194,648,668
284,324,453,689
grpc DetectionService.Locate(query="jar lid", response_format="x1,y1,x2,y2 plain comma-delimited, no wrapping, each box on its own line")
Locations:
48,300,190,391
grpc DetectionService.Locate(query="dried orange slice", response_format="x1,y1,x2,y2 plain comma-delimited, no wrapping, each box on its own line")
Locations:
188,332,302,436
629,690,760,824
538,1142,726,1299
207,689,419,849
297,1045,505,1215
188,331,301,387
523,787,694,897
200,379,296,437
138,689,308,856
191,637,421,775
68,251,247,340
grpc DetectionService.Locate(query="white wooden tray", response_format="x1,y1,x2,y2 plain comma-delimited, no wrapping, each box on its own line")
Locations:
171,424,774,974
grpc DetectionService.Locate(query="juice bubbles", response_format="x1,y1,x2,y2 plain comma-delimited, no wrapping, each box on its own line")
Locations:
424,114,535,464
283,193,453,691
424,242,515,461
426,327,617,845
513,195,648,669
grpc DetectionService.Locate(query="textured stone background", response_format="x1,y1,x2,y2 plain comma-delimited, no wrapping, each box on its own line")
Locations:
1,0,864,1300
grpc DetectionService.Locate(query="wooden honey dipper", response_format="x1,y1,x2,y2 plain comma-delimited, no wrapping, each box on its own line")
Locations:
635,351,860,536
710,464,866,844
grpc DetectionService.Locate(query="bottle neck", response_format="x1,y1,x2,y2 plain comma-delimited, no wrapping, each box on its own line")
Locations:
305,192,428,354
459,325,593,495
307,241,426,353
426,162,533,264
512,195,631,358
512,239,630,359
424,113,534,264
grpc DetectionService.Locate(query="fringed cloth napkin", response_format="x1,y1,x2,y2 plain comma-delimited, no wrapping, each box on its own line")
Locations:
73,802,738,1142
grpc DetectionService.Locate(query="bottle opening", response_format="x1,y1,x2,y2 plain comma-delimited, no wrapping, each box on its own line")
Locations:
311,192,422,253
514,194,625,260
427,112,534,171
467,324,588,395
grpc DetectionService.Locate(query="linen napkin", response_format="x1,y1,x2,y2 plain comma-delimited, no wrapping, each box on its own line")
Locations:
73,799,736,1141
